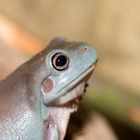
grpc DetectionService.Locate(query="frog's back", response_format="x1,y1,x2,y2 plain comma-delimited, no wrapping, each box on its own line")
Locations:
0,60,44,140
0,38,71,139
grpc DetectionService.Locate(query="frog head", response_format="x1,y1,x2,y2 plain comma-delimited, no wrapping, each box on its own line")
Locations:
41,38,97,105
38,37,98,139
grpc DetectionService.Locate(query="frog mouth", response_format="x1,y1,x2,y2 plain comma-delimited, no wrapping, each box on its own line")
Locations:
47,63,96,109
51,76,90,107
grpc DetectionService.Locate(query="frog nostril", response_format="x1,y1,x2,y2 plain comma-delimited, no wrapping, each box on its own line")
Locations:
78,47,87,54
83,47,87,51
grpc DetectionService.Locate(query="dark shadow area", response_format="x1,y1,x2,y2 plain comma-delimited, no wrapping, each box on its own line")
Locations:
108,117,140,140
65,103,140,140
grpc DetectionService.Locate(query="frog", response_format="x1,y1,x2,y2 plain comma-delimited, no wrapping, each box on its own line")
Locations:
0,37,98,140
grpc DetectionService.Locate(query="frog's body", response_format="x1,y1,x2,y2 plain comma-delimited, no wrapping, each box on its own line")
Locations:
0,38,97,140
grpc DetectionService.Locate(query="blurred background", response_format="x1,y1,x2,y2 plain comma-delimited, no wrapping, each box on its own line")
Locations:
0,0,140,139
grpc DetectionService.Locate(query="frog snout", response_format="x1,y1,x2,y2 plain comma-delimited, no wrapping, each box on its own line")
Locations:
77,43,98,65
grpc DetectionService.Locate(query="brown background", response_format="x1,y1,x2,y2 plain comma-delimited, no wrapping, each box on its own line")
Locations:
0,0,139,94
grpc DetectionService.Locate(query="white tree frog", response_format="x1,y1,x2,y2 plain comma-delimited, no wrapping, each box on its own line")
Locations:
0,37,98,140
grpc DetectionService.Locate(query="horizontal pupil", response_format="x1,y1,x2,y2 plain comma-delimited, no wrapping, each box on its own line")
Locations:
56,55,67,66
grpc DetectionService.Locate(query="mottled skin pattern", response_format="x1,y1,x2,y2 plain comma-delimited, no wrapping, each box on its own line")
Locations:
0,38,97,140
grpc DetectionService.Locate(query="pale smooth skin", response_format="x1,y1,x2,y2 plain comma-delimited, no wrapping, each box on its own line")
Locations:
0,37,97,140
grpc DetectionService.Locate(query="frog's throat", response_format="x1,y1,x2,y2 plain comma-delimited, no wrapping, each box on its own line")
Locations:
41,82,86,140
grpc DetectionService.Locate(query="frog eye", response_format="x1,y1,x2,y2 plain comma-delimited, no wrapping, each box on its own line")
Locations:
51,53,69,71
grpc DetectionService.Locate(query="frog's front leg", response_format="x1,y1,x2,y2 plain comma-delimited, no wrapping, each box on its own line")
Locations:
43,115,59,140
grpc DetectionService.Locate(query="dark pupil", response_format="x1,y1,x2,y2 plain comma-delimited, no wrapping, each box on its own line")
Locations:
56,55,67,66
